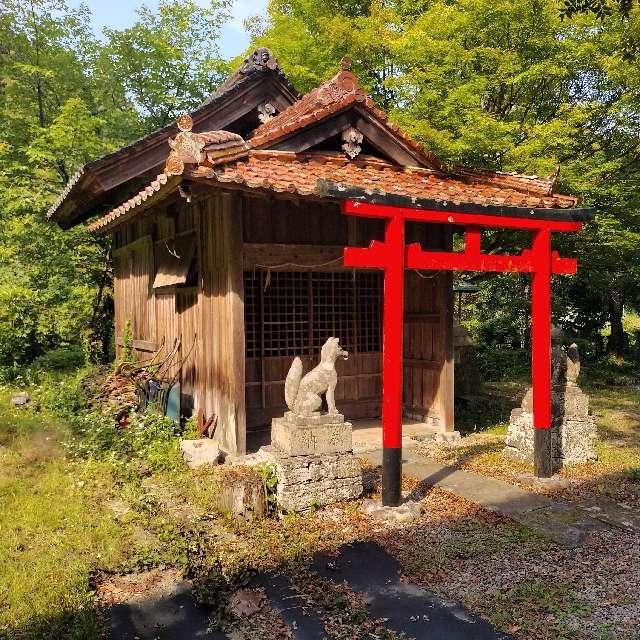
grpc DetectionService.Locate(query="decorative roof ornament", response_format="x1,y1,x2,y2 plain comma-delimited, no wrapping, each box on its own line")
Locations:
166,114,203,175
165,114,249,176
258,102,277,123
203,48,291,104
239,47,280,75
342,126,363,159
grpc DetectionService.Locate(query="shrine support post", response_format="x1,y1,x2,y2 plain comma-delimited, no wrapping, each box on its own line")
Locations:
531,228,553,477
381,214,405,506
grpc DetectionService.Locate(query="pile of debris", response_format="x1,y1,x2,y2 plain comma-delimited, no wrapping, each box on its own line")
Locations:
91,365,151,415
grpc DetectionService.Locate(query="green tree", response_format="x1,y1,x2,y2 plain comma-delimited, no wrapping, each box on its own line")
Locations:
0,0,120,365
254,0,640,355
99,0,232,131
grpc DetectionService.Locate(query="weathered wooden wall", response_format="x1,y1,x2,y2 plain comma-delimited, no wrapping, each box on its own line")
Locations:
111,190,246,454
240,196,454,432
109,187,455,453
197,192,246,454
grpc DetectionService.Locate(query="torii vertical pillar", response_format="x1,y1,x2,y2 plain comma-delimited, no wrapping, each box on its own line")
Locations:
380,215,405,506
531,228,553,477
343,211,406,506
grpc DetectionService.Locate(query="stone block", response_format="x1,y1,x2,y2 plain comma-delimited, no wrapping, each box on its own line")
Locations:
504,384,597,467
281,411,345,426
215,468,267,521
260,446,363,512
271,415,353,456
180,439,220,469
360,498,423,524
10,393,31,407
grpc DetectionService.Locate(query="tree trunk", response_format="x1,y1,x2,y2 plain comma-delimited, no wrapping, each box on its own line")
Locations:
606,291,626,356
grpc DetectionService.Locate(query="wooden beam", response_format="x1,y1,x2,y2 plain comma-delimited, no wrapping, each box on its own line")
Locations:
267,113,353,153
354,115,424,167
243,243,345,271
115,337,157,353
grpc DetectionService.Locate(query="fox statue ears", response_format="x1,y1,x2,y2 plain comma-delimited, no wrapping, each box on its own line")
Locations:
320,337,340,361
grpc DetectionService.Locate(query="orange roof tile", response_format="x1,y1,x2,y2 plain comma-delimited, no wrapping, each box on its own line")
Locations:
248,58,443,170
201,150,578,210
87,172,179,233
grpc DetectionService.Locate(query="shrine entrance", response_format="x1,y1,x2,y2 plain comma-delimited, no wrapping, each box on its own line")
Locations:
338,195,592,506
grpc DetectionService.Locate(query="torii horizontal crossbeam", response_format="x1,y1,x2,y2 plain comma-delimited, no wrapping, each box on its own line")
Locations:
341,199,585,503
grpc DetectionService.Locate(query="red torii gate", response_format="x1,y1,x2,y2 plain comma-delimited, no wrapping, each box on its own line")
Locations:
338,195,592,507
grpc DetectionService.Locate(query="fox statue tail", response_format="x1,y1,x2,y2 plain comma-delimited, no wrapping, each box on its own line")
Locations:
285,357,303,411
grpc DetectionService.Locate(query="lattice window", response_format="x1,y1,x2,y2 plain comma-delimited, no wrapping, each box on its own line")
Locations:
244,271,382,358
355,272,383,352
311,272,355,352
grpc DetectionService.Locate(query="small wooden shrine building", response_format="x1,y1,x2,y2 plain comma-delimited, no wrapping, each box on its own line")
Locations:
49,50,589,457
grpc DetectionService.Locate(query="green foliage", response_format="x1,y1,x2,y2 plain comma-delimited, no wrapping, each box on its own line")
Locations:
255,461,279,513
65,411,184,476
0,286,40,365
99,0,232,131
255,0,640,355
120,319,135,364
182,414,199,439
31,345,85,372
0,0,232,368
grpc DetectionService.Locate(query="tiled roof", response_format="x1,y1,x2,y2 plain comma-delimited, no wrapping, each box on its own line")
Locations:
48,49,297,225
87,150,579,234
87,172,178,233
450,166,560,198
202,151,578,209
248,58,443,170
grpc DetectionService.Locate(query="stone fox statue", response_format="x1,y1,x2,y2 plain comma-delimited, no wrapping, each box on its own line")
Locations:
285,337,349,416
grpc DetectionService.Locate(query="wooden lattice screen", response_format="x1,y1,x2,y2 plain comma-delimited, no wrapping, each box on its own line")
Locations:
244,271,382,358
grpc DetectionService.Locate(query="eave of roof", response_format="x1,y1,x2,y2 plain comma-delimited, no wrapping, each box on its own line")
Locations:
86,147,591,235
48,49,298,228
317,180,595,223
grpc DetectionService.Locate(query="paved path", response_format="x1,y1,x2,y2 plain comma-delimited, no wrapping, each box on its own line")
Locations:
363,449,611,547
107,543,511,640
107,577,227,639
313,541,512,640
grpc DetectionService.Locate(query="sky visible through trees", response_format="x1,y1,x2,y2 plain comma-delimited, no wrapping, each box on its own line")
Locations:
0,0,638,368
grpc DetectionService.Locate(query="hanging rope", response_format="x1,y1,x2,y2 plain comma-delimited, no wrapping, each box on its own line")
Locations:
413,269,443,279
253,257,346,291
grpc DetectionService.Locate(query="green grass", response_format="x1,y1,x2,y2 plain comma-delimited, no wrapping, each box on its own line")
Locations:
0,360,637,639
486,579,592,640
0,389,129,639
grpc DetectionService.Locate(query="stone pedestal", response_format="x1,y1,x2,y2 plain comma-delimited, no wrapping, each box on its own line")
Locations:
263,412,363,512
504,385,597,469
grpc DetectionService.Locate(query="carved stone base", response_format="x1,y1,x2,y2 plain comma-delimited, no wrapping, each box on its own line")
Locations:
266,411,363,511
504,386,597,468
271,412,351,456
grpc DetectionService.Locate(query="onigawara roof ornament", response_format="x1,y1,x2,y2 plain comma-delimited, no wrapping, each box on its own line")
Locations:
164,113,248,176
